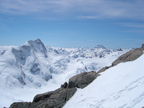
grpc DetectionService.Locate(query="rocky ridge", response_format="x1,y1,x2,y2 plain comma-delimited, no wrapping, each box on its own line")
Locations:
9,71,99,108
98,44,144,73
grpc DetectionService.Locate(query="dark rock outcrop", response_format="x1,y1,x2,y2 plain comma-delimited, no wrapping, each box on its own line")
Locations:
61,82,68,88
97,66,111,73
30,88,77,108
10,88,77,108
98,44,144,73
112,47,143,66
9,71,97,108
68,71,98,89
9,102,31,108
117,48,123,51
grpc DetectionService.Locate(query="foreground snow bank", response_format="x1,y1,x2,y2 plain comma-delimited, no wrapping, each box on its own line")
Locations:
64,54,144,108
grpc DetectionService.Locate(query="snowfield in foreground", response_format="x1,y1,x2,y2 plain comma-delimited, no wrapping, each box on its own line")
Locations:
64,54,144,108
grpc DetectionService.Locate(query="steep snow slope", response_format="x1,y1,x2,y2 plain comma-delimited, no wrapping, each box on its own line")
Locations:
0,39,129,108
64,54,144,108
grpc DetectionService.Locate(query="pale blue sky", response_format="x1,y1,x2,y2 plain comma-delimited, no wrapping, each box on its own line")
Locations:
0,0,144,48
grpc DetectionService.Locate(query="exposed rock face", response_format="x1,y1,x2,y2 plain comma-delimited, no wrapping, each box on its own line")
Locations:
30,63,40,75
10,88,77,108
28,38,48,57
61,82,68,88
98,44,144,73
117,48,123,51
9,102,31,108
9,71,97,108
97,66,111,73
112,47,143,66
68,71,98,89
30,88,77,108
12,45,31,65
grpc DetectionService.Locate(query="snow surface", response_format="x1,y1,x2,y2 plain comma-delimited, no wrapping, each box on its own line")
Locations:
64,54,144,108
0,39,129,108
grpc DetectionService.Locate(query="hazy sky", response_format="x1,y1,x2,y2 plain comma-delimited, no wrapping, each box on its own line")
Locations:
0,0,144,48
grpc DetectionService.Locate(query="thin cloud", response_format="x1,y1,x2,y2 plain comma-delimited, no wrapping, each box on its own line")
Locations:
125,29,144,34
116,22,144,34
88,40,94,42
0,0,144,20
70,40,84,43
78,16,99,19
118,23,144,28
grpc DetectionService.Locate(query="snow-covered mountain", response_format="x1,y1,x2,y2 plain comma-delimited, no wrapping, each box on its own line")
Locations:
0,39,129,107
47,45,117,58
0,39,52,89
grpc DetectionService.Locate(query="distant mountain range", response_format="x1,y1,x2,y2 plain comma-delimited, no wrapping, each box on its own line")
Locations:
0,39,130,107
0,38,130,88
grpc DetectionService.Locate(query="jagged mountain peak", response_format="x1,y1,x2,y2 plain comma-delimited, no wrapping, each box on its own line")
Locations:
11,39,48,65
6,39,50,90
94,45,106,49
30,38,45,47
34,38,42,43
117,48,123,51
24,39,45,48
26,39,47,57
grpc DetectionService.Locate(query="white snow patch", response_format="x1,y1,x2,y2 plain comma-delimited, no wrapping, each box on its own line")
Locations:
64,54,144,108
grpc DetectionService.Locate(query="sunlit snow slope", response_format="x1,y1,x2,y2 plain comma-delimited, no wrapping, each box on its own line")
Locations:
64,53,144,108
